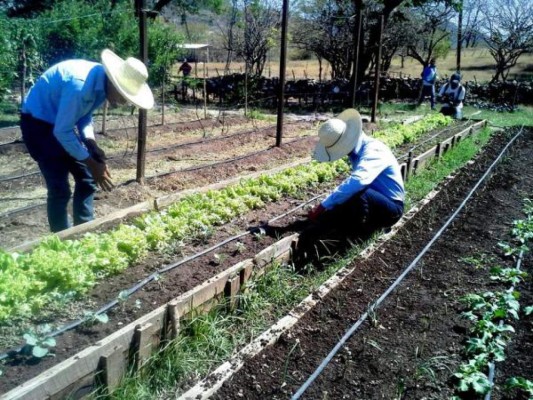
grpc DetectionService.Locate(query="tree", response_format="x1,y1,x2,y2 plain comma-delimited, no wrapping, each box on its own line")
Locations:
402,2,454,66
461,0,483,48
232,0,281,77
291,0,354,79
480,0,533,82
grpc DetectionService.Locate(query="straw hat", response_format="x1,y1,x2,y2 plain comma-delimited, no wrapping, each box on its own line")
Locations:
313,109,363,162
101,49,154,110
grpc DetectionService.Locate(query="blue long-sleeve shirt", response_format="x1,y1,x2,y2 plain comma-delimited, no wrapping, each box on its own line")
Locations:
22,60,107,161
322,133,405,210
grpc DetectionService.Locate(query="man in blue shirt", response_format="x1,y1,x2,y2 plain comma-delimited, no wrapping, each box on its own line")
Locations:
21,49,154,232
418,58,437,110
307,109,405,235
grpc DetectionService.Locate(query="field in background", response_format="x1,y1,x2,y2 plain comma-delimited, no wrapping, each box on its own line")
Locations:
177,48,533,83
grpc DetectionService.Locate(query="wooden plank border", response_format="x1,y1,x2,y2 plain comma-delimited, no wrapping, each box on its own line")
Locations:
1,235,298,399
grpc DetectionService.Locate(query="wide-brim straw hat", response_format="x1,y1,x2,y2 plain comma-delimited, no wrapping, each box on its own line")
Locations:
313,109,362,162
101,49,154,110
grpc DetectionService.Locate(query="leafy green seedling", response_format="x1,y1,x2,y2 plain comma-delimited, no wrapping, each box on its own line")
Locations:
82,311,109,326
22,324,56,358
504,377,533,397
234,242,246,254
454,358,492,394
213,253,228,265
490,267,528,285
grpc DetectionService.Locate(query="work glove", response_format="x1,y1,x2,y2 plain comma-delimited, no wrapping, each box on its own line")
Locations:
308,203,326,222
85,139,107,163
85,157,115,192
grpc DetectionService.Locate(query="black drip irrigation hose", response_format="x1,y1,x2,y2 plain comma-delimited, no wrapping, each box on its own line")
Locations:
484,248,524,400
0,193,324,361
143,135,313,180
396,119,473,162
0,119,313,185
0,136,314,219
291,126,525,400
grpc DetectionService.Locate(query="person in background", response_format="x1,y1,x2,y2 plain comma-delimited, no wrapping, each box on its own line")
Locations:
178,59,192,78
307,109,405,236
418,58,437,110
437,72,466,119
20,49,154,232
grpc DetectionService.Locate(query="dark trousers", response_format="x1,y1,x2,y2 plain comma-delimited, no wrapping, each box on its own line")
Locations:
20,114,96,232
419,85,436,109
295,189,403,265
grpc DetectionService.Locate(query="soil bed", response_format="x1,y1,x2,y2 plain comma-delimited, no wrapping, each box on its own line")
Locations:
213,127,533,399
0,118,480,394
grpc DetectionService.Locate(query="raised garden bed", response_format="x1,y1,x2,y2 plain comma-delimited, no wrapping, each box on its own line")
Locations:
0,117,490,397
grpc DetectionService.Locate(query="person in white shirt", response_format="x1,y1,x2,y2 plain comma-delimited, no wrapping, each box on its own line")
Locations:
437,72,466,119
307,109,405,234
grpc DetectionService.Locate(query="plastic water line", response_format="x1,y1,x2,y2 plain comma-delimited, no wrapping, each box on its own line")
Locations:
291,127,525,400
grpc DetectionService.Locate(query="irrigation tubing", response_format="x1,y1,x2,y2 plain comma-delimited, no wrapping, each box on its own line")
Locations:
291,127,526,400
484,248,525,400
0,193,324,361
0,136,313,219
396,119,473,162
0,119,312,184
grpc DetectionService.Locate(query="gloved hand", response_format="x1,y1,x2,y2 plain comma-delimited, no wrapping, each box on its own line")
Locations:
308,203,326,222
85,139,107,163
85,157,114,192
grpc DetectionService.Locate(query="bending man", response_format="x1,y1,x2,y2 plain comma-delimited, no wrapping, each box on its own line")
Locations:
21,49,154,232
308,109,405,236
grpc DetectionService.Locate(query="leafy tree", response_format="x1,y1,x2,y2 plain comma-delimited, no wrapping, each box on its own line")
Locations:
480,0,533,82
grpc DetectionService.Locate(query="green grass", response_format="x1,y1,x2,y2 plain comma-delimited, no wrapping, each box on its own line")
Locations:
101,125,499,399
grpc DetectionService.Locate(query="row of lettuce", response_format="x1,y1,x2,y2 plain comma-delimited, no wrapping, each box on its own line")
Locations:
0,114,452,322
453,199,533,399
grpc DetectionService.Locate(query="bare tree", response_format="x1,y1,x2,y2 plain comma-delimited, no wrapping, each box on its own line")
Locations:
462,0,483,48
402,2,454,66
480,0,533,82
232,0,281,77
291,0,354,79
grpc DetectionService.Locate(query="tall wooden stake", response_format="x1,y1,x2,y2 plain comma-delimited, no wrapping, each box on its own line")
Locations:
350,3,363,107
136,0,148,184
275,0,289,147
456,0,463,73
371,14,384,123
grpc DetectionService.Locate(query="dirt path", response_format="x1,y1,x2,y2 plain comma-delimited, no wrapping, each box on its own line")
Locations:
213,128,533,399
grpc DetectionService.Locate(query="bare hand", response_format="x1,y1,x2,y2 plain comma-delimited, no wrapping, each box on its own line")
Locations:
85,157,115,192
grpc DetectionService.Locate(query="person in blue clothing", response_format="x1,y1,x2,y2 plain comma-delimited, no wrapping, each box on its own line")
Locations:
21,49,154,232
307,109,405,234
418,58,438,110
437,72,466,119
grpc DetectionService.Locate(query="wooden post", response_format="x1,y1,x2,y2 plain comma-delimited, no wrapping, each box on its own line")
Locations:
161,67,166,126
371,14,384,123
133,322,157,371
406,151,413,181
275,0,289,147
435,142,442,159
136,0,148,184
224,275,240,311
98,345,126,392
350,3,363,107
456,0,463,73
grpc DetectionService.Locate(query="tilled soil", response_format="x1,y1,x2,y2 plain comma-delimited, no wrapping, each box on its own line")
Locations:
213,127,533,400
0,119,482,394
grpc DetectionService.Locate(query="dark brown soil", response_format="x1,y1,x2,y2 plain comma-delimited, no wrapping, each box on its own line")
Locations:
0,119,488,395
214,127,533,400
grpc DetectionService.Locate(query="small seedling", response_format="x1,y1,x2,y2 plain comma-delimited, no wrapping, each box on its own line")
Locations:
82,311,109,326
134,299,142,309
213,253,228,265
22,324,56,358
504,377,533,397
253,228,266,241
234,241,246,254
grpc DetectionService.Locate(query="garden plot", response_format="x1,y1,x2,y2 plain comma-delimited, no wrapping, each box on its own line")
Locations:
0,116,489,397
210,127,533,400
0,118,317,249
